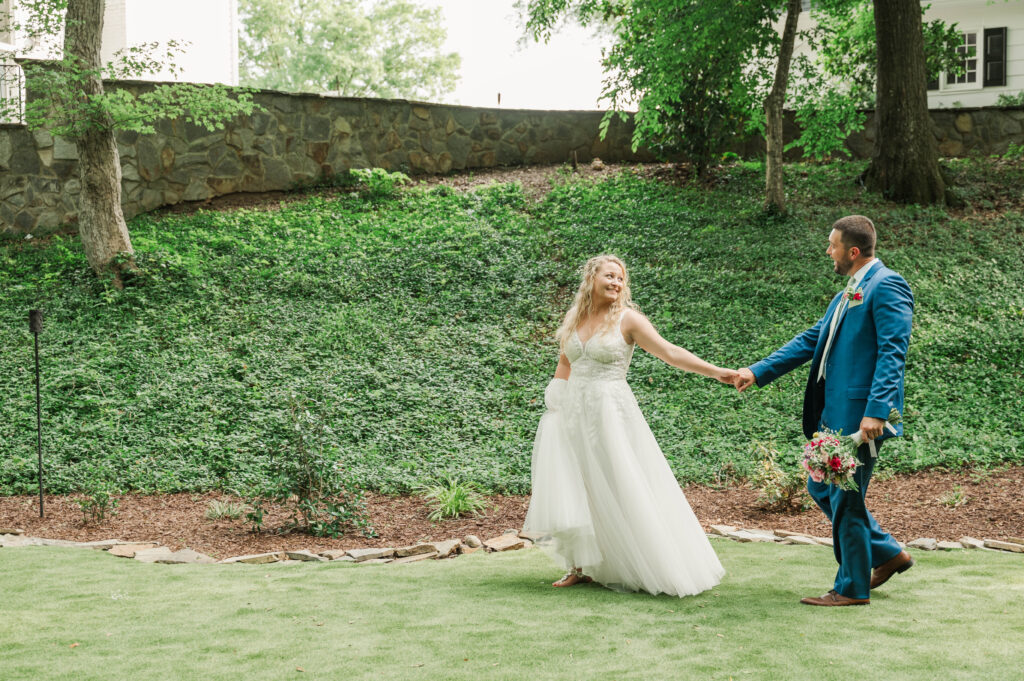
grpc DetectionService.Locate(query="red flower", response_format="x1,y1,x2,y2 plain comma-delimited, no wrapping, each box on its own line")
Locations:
829,456,843,472
853,292,863,301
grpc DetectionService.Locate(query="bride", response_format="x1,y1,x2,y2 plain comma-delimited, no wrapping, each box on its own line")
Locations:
523,255,734,597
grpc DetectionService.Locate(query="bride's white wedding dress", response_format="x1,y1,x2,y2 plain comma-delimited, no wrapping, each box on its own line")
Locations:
523,312,725,597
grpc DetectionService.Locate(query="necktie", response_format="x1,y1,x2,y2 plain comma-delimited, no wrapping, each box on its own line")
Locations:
817,277,856,382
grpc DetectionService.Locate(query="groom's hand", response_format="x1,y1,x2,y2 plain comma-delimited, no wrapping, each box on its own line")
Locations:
859,417,886,440
734,368,756,393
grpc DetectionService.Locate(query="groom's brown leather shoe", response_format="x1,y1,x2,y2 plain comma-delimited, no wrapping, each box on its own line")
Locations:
800,590,869,606
871,550,914,589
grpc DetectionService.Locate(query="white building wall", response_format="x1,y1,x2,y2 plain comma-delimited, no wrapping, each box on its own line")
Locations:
924,0,1023,108
100,0,128,68
101,0,238,85
785,0,1022,109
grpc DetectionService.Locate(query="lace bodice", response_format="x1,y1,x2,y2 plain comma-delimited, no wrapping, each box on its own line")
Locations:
565,313,635,382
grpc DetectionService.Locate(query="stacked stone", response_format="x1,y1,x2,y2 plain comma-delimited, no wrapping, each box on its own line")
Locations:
4,527,1024,566
1,82,650,235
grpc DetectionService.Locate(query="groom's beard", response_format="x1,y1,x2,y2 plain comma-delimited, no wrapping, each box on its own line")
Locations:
833,257,855,275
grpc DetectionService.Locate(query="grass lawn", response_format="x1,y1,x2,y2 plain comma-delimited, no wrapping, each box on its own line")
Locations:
2,541,1021,680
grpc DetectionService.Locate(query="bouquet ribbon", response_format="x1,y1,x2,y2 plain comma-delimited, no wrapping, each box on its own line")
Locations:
848,422,899,457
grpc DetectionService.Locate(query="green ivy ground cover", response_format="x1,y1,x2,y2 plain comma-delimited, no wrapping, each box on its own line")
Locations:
1,160,1021,495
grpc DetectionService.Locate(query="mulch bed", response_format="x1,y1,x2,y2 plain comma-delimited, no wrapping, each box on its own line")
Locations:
2,468,1022,560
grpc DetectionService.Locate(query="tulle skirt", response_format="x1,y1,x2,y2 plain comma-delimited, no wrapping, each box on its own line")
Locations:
523,377,725,597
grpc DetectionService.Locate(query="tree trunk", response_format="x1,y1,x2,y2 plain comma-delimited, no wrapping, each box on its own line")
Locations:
65,0,135,283
864,0,945,204
764,0,801,214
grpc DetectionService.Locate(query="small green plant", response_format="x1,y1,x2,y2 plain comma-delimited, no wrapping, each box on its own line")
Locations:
418,476,488,521
205,499,246,520
968,464,1008,485
76,484,119,523
245,395,374,538
939,484,968,508
995,91,1024,107
873,466,897,482
350,167,410,200
1001,142,1024,160
751,443,810,513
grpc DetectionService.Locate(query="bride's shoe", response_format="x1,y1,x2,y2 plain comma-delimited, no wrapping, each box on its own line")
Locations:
553,570,593,587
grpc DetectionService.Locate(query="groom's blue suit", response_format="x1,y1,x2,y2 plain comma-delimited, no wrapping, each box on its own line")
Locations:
749,260,913,600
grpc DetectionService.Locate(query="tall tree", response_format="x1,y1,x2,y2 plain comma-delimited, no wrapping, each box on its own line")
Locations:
64,0,133,280
862,0,947,204
764,0,801,213
2,1,257,284
525,0,777,180
239,0,461,100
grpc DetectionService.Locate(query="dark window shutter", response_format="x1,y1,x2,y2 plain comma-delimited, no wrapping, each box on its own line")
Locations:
983,27,1007,87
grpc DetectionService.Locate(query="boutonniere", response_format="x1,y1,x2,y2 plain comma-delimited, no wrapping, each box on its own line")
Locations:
844,286,865,307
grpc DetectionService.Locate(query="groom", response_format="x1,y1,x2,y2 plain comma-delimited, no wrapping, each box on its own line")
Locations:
734,215,914,606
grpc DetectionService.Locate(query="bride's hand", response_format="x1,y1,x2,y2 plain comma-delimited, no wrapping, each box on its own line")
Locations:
713,368,739,385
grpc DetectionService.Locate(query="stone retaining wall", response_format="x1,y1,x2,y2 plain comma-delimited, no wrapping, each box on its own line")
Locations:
0,81,656,235
1,78,1022,235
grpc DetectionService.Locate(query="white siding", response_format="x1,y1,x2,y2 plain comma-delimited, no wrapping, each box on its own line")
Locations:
924,0,1024,108
104,0,238,85
100,0,128,67
783,1,1023,108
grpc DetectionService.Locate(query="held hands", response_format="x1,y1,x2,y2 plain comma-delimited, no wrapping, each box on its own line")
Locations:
733,367,756,393
712,367,740,386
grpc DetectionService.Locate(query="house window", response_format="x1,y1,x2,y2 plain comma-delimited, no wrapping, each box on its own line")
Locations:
948,32,978,85
0,62,24,124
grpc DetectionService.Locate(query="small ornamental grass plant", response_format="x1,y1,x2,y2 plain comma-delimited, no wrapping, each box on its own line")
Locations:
204,499,246,520
419,476,488,521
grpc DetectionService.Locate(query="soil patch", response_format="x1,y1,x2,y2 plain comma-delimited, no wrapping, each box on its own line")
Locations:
2,468,1021,560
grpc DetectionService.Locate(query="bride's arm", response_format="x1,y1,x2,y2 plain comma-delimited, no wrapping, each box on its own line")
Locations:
622,310,736,383
553,352,571,380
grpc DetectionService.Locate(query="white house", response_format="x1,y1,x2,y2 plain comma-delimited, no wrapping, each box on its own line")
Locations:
101,0,239,86
922,0,1022,108
1,0,238,123
787,0,1022,108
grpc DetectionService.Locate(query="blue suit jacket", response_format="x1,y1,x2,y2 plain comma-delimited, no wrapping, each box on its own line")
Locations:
749,261,914,441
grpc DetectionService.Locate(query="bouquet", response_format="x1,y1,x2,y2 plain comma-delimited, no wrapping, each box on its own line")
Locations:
801,409,904,490
802,430,861,491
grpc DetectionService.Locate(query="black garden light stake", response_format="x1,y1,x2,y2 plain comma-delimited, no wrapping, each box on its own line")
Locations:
29,309,43,517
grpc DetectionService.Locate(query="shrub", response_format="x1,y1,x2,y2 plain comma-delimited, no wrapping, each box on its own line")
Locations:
349,167,410,200
245,396,374,538
751,442,810,513
75,483,119,523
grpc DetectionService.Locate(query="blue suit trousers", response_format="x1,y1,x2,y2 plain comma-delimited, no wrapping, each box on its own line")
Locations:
806,442,904,600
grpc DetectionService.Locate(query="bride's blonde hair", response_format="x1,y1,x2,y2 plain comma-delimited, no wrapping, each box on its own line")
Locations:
556,254,638,352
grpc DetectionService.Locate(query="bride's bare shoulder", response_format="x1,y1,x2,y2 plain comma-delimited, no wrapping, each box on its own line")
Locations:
620,308,648,342
620,308,647,327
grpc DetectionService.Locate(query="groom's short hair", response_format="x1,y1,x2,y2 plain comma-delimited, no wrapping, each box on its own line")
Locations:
832,215,876,257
